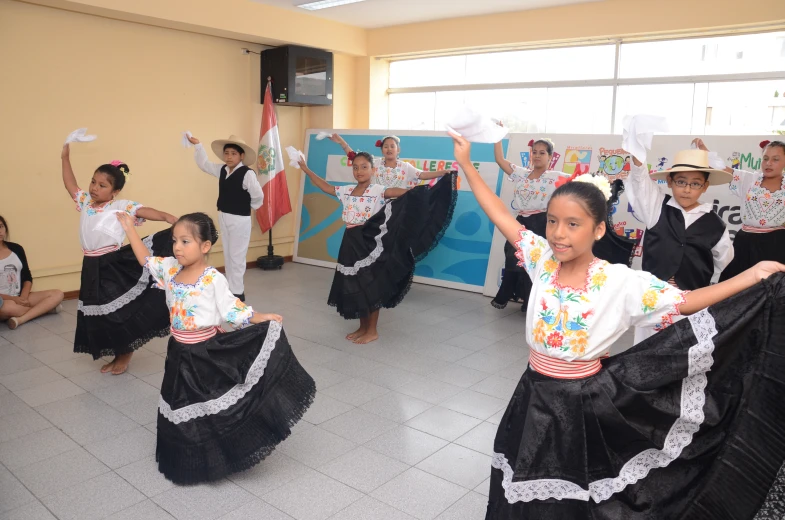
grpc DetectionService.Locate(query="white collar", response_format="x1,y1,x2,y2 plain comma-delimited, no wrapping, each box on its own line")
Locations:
666,196,712,215
226,161,245,174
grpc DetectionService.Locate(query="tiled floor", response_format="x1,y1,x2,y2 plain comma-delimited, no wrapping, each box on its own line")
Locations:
0,263,634,520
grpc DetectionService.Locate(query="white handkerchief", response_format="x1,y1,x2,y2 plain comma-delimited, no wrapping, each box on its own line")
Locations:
621,115,668,164
64,128,97,145
708,151,726,170
286,146,305,168
444,106,508,144
315,132,333,141
182,131,193,148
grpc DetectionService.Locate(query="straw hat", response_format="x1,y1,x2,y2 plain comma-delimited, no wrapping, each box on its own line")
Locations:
211,135,256,165
650,149,731,186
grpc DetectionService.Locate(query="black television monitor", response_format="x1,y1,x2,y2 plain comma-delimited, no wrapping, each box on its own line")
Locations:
261,45,333,107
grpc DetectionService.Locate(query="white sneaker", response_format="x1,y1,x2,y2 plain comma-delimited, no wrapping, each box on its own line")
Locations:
48,304,63,315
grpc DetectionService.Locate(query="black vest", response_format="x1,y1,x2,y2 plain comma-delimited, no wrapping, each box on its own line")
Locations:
217,165,252,216
641,195,726,290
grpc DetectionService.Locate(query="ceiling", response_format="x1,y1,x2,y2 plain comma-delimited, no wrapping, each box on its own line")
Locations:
251,0,600,28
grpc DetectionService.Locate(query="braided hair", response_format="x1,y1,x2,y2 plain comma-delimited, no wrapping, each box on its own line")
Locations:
177,212,219,246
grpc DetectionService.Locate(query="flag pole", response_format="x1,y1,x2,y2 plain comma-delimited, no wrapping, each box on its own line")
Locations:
257,77,285,271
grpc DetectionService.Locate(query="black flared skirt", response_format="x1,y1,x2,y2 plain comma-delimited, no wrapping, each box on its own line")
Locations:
492,213,546,309
719,229,785,282
328,173,457,319
487,273,785,519
74,229,173,359
156,321,315,485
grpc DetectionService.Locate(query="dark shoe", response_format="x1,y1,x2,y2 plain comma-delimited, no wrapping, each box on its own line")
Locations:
233,293,246,302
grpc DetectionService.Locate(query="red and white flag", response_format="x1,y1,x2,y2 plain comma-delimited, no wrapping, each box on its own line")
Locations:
255,82,292,233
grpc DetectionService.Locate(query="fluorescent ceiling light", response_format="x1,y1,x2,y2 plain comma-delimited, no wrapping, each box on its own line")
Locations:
297,0,367,10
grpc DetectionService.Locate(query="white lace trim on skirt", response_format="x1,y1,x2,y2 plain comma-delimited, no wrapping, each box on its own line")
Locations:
336,203,393,276
492,308,718,504
158,320,282,424
78,235,156,316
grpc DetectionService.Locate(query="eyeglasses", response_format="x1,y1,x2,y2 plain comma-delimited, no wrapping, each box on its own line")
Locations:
672,179,706,190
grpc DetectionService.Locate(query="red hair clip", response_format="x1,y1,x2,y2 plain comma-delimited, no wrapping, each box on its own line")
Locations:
375,140,383,148
528,139,535,147
347,151,357,161
761,140,771,149
554,171,581,188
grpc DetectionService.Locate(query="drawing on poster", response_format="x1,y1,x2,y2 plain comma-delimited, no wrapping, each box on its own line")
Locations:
563,147,592,175
728,152,741,170
519,152,530,168
655,157,668,170
550,152,561,170
596,148,632,180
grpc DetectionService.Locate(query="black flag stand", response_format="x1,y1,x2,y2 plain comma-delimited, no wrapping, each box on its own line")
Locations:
257,76,286,271
257,228,284,270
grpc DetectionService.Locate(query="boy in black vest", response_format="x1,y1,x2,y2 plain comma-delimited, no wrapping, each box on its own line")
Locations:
626,148,733,344
187,134,263,302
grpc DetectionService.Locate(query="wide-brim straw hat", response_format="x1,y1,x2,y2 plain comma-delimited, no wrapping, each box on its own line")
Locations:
211,135,256,166
649,149,731,186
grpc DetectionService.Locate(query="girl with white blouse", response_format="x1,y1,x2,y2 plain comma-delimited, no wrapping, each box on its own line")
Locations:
451,131,785,519
0,215,64,329
62,142,177,375
118,211,313,484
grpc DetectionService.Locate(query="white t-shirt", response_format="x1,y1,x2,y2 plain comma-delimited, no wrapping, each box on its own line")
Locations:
0,251,23,297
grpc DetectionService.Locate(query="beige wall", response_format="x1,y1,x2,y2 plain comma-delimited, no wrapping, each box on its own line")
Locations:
0,0,309,291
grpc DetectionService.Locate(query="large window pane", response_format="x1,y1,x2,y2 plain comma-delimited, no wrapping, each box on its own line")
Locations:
465,45,616,84
389,56,466,88
614,84,696,134
545,87,613,134
704,80,785,135
433,89,547,133
388,92,435,130
619,32,785,78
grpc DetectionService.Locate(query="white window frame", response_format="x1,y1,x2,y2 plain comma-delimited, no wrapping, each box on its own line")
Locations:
386,32,785,133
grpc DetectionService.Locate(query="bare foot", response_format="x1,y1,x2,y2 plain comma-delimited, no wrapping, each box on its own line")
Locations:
100,359,115,373
7,317,20,330
353,332,379,344
346,327,366,341
111,353,133,375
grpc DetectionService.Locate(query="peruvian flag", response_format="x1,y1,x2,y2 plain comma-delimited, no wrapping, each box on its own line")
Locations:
256,82,292,233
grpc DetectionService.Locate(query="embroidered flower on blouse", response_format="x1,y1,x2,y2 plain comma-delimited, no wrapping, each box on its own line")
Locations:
533,321,547,344
201,275,214,286
168,267,179,276
546,331,564,349
530,248,543,265
641,289,659,313
590,271,607,291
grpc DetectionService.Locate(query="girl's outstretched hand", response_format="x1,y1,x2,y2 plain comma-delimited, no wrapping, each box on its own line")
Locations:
449,131,472,166
691,138,708,151
61,144,70,159
116,211,135,231
750,261,785,281
188,135,200,145
258,313,283,323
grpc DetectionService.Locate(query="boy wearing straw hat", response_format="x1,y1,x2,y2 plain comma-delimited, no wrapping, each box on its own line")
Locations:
186,134,263,302
626,148,734,345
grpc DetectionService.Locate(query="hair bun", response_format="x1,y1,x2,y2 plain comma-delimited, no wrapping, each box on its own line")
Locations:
761,140,771,150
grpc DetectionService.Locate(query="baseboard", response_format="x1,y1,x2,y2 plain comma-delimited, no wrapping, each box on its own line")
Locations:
63,256,294,300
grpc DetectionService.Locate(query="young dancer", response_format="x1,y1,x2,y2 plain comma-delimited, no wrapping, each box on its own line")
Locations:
451,131,785,519
329,134,452,188
0,215,64,329
62,143,176,375
491,133,564,310
299,152,456,344
696,139,785,282
117,212,314,485
186,134,263,302
625,145,733,344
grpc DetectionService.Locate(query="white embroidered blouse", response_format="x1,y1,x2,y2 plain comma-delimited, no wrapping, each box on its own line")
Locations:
334,184,388,226
73,190,144,252
728,170,785,230
514,227,687,361
145,257,254,331
373,159,422,189
508,164,564,216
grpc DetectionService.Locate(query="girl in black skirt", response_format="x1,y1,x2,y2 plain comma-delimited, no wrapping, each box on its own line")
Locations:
118,212,314,485
451,131,785,519
299,153,456,344
695,139,785,282
61,142,177,375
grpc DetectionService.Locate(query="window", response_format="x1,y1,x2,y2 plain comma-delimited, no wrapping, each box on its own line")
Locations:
387,31,785,136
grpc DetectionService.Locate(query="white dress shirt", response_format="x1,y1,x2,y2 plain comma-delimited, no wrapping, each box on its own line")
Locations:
194,144,264,210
